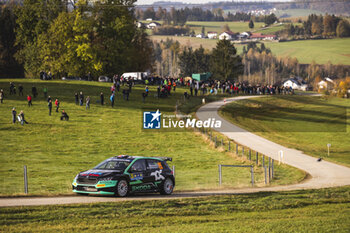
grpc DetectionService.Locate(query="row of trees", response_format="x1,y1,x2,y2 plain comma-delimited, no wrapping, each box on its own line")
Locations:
279,14,350,39
136,6,278,25
0,0,154,79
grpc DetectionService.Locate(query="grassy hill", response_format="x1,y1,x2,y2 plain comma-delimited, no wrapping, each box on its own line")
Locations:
1,186,349,232
220,95,350,166
0,79,303,195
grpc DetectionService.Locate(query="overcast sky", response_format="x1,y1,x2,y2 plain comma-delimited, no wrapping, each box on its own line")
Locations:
136,0,291,6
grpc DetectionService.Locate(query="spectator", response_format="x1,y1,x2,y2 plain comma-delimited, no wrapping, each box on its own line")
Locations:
74,93,78,105
18,84,23,96
18,110,28,125
157,86,160,98
110,93,115,107
79,92,84,106
9,82,14,95
48,100,52,116
32,86,37,98
173,82,176,92
27,95,32,107
86,96,90,109
0,89,4,103
55,99,60,112
142,92,147,103
145,86,149,96
12,107,16,123
47,96,52,103
43,87,48,98
60,109,69,121
100,92,104,105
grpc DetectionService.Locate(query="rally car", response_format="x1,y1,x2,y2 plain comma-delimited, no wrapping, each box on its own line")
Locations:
72,155,175,197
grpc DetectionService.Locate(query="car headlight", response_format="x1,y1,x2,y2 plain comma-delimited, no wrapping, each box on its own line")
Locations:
99,177,113,181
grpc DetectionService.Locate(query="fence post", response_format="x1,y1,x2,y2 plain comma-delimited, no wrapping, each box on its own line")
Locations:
236,144,238,155
24,165,28,194
256,152,258,165
251,166,254,186
215,136,217,148
272,159,274,179
242,147,244,157
262,155,265,167
264,166,267,184
268,157,271,183
221,139,223,147
228,141,231,151
219,165,222,186
249,149,251,161
172,165,175,177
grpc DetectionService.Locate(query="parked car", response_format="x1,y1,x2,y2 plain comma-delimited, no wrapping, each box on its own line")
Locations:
98,76,111,82
62,76,80,81
72,155,175,197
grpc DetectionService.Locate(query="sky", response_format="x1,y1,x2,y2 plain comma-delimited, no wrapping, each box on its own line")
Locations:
136,0,291,6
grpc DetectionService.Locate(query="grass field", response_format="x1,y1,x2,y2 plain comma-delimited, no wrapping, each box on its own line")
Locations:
185,21,265,34
275,9,325,18
220,95,350,166
151,35,350,65
1,186,349,232
0,80,304,195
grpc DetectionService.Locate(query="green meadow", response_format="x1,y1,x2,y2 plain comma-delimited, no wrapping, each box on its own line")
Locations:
0,80,303,195
1,186,349,232
185,21,265,34
220,95,350,166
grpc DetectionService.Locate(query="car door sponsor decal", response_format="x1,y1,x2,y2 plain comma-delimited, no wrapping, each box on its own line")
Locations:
151,170,165,181
130,173,143,181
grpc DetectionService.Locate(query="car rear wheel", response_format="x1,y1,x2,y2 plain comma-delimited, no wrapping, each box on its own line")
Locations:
160,178,174,195
115,179,129,197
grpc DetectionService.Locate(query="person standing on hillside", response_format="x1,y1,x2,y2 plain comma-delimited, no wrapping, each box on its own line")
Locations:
79,92,84,106
100,92,104,105
86,96,90,110
0,89,4,103
18,84,23,96
43,87,48,98
12,107,16,123
55,99,60,112
18,110,28,125
32,86,37,98
27,95,32,107
110,93,115,107
74,93,78,105
48,99,52,116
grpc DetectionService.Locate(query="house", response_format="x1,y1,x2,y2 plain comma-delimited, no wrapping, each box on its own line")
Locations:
147,22,161,29
146,18,152,21
207,31,217,39
196,33,205,38
317,77,335,90
250,33,277,41
219,31,236,40
237,31,251,40
283,78,308,91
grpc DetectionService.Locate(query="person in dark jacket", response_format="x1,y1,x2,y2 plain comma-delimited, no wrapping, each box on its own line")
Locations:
100,92,104,105
32,86,37,98
48,100,52,116
79,92,84,106
86,96,90,109
110,93,115,107
12,107,16,123
60,109,69,121
0,89,4,103
74,93,78,105
18,84,23,96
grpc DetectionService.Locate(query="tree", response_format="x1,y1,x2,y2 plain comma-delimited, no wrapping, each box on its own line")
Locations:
210,39,243,81
311,21,322,35
249,20,254,29
0,3,24,78
264,13,277,26
223,24,230,32
201,26,205,35
336,20,350,37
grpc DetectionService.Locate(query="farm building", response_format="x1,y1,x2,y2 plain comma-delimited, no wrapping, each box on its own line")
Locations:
250,33,277,41
147,22,161,29
283,78,308,91
219,31,237,40
317,78,335,90
207,31,218,39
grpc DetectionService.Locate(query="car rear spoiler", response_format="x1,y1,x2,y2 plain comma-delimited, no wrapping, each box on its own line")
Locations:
156,157,172,162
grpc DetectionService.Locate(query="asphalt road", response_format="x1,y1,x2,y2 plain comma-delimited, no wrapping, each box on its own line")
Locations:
1,95,350,207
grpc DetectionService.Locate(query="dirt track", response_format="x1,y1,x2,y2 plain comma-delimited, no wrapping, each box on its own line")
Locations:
1,95,350,207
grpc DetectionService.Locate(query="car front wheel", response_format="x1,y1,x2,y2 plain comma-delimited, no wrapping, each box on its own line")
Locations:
160,178,174,195
115,179,129,197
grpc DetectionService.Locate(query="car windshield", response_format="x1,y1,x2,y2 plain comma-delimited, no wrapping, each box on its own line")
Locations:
93,160,130,171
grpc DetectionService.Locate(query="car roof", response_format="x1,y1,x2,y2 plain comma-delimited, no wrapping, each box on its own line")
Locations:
106,155,171,162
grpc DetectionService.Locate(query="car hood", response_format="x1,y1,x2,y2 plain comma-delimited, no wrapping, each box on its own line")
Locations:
78,169,123,178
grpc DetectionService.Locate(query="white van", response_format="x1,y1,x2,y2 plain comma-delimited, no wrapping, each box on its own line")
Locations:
121,72,149,81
